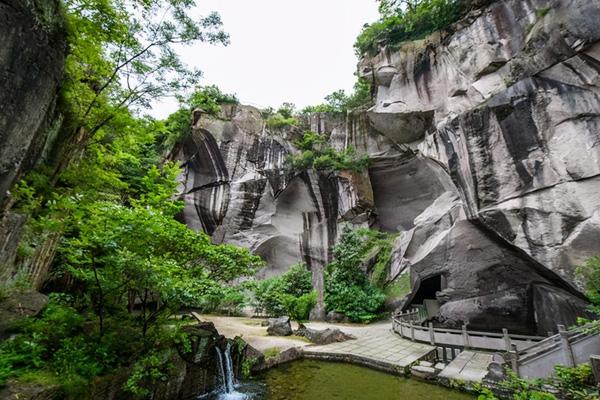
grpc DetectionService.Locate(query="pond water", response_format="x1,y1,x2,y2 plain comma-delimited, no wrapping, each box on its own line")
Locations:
203,359,474,400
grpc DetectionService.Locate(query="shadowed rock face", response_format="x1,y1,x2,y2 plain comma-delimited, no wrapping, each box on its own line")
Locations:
0,0,66,286
0,0,66,205
175,0,599,332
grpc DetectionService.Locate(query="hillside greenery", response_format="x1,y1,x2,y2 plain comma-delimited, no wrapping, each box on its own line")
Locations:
0,0,262,397
355,0,469,56
301,78,373,115
160,85,239,149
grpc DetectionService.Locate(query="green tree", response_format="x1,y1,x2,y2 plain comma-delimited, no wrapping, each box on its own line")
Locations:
324,226,386,322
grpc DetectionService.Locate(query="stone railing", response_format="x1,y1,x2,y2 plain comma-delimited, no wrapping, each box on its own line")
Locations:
514,324,600,379
392,312,545,362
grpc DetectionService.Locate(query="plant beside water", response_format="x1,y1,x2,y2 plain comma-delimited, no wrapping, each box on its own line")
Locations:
475,364,599,400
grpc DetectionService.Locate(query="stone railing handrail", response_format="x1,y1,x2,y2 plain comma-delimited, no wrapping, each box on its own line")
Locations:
512,323,600,379
392,315,544,353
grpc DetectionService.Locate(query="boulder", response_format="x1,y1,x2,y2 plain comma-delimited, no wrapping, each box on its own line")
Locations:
0,289,48,339
266,316,292,336
295,324,355,345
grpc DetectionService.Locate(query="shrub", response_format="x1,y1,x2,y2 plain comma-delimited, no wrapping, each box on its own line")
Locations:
302,79,372,115
162,85,238,147
289,131,371,173
266,113,299,129
576,256,600,333
249,263,314,319
554,364,598,400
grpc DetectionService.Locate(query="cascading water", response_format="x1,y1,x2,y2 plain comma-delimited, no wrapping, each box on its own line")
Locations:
223,343,235,393
211,343,249,400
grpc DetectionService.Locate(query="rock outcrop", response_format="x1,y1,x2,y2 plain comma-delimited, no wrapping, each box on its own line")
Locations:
174,0,599,334
0,0,66,206
0,0,66,287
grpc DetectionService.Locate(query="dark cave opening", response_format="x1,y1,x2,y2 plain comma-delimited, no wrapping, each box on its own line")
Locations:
410,274,442,305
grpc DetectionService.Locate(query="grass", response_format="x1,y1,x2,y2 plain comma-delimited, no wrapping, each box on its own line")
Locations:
384,273,411,300
262,347,281,359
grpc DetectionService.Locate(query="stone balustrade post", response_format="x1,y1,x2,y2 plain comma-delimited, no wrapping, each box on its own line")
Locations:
502,328,511,352
462,324,470,349
429,323,435,345
558,324,575,367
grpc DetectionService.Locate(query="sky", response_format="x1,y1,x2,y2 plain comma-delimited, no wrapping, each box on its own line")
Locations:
149,0,380,119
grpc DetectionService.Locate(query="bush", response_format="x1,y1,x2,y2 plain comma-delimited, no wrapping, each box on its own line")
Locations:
266,113,299,129
248,263,314,319
289,131,371,173
162,85,238,147
554,364,598,400
355,0,467,56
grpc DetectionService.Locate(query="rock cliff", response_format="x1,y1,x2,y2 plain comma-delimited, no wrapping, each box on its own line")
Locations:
175,0,599,334
0,0,66,284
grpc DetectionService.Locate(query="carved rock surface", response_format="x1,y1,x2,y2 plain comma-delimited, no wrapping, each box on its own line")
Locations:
175,0,599,333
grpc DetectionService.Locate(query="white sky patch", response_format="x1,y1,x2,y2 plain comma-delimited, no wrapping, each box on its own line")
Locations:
147,0,379,119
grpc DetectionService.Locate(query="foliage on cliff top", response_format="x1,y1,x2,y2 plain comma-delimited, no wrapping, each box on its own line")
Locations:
263,102,300,129
302,78,373,115
355,0,467,56
160,85,238,149
288,131,371,173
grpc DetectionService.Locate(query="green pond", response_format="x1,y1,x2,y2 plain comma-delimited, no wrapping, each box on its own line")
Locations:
213,360,474,400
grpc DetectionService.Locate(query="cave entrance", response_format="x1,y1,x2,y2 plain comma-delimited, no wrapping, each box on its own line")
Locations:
407,274,443,321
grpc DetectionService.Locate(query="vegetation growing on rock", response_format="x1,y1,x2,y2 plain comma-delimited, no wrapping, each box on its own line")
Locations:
355,0,472,56
161,85,239,149
289,131,371,173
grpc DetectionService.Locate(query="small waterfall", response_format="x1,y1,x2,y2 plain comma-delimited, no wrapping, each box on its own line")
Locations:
215,346,227,392
223,342,235,393
213,343,247,399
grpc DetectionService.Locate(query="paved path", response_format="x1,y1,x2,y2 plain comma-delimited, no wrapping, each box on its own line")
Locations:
200,315,436,374
304,323,436,374
438,350,494,382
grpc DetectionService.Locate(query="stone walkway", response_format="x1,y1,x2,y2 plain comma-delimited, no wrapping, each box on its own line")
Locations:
199,315,494,381
304,326,436,374
438,350,494,382
200,315,436,374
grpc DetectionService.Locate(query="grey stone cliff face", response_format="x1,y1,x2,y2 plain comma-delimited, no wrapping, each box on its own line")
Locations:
0,0,66,206
0,0,66,285
175,0,599,334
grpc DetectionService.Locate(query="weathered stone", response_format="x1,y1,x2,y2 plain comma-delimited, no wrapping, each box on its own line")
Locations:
295,324,355,345
172,0,599,333
0,0,66,206
0,289,48,339
266,316,292,336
